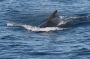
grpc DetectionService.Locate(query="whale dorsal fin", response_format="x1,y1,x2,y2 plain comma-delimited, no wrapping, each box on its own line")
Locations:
40,10,60,27
48,10,59,20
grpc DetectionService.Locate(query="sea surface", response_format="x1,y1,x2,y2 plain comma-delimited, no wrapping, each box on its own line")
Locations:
0,0,90,59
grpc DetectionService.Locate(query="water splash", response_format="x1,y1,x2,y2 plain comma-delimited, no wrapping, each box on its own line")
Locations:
6,22,65,32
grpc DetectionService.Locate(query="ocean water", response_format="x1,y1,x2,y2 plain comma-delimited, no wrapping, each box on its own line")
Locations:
0,0,90,59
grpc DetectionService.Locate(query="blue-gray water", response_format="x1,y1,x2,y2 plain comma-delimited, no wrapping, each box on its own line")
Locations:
0,0,90,59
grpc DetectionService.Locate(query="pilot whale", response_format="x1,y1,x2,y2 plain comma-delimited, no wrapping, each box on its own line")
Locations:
39,10,90,28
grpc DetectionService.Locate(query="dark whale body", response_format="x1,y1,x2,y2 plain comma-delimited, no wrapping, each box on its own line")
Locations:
40,10,90,28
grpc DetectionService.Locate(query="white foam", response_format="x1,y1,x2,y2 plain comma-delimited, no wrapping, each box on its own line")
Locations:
22,25,64,32
6,22,14,26
59,16,65,19
57,21,67,26
7,22,65,32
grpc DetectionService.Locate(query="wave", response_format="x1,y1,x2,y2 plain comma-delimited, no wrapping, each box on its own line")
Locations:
6,22,65,32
